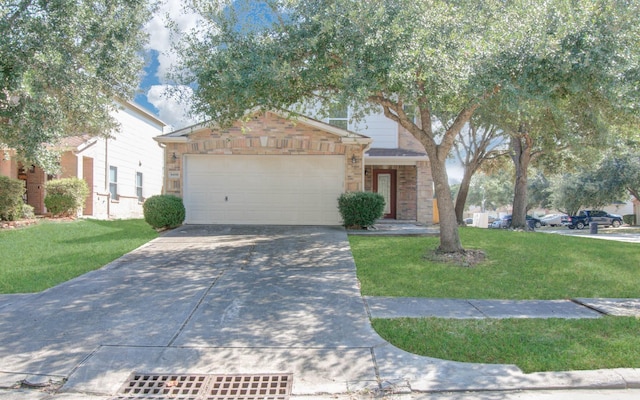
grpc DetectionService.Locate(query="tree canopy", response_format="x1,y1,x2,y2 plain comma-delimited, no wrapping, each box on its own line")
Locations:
175,0,640,251
0,0,155,170
476,0,640,227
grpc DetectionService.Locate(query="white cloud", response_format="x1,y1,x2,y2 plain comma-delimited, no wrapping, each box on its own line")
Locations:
142,1,210,129
147,84,199,130
144,0,204,82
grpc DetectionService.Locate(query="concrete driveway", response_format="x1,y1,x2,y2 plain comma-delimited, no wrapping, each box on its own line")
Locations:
1,225,638,399
0,225,392,396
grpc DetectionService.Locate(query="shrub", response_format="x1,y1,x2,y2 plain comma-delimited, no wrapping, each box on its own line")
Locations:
0,176,25,221
623,214,636,226
338,191,385,229
20,203,35,219
143,194,185,229
44,178,89,217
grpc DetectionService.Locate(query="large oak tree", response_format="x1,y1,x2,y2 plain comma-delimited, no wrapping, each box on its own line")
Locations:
1,0,155,170
487,1,640,228
175,0,639,252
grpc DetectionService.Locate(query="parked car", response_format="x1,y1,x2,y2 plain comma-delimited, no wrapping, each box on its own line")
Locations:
501,215,542,229
489,214,542,229
565,210,623,230
540,213,567,227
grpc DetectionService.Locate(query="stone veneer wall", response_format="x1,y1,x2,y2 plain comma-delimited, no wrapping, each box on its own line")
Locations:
164,112,366,197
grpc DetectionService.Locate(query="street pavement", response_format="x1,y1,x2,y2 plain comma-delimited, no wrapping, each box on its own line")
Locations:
0,224,638,400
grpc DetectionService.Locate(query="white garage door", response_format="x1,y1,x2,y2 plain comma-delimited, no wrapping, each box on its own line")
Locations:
183,155,345,225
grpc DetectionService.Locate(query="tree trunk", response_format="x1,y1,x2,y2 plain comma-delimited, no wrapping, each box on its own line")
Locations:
455,169,474,225
510,133,532,229
376,95,478,254
431,156,463,252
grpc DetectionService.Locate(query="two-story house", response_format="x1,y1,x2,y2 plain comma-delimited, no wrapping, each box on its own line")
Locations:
154,106,434,226
0,101,167,219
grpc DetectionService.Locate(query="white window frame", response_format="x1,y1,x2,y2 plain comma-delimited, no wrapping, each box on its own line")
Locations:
109,166,118,200
136,172,143,202
327,102,349,130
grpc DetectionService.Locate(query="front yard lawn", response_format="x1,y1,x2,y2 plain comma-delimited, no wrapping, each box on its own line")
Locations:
373,316,640,373
350,228,640,299
0,219,157,293
350,228,640,372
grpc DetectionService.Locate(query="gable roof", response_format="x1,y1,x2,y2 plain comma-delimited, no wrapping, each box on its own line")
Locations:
117,99,168,128
154,110,372,145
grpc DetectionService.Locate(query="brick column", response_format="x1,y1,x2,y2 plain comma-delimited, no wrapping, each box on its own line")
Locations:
416,160,433,225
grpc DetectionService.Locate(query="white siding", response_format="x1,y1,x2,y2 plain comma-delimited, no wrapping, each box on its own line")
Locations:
78,104,165,219
302,102,399,149
349,108,398,148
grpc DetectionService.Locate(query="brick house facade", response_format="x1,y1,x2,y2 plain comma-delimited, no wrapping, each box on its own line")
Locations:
156,111,371,225
156,109,435,225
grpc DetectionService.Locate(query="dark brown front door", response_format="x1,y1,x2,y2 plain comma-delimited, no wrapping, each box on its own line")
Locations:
373,169,396,219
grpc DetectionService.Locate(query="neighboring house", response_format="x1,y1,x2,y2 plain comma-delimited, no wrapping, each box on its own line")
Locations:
603,199,634,217
0,101,167,219
154,108,434,226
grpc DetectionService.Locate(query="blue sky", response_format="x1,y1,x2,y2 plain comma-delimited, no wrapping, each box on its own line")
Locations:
137,0,279,130
137,0,203,130
135,49,161,115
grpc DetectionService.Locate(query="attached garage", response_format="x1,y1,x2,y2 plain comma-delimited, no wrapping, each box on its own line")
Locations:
184,154,345,225
155,111,371,226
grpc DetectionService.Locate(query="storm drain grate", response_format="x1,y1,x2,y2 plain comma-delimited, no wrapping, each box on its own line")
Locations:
112,373,293,400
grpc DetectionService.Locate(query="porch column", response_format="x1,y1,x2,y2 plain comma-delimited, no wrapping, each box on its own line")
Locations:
416,160,433,225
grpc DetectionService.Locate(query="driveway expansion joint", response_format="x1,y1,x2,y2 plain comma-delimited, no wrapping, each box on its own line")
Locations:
167,269,226,347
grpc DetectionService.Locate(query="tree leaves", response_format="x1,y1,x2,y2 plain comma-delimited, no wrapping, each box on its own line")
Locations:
0,0,155,171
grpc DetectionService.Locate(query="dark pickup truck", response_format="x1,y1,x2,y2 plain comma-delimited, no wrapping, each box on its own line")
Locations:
565,210,623,230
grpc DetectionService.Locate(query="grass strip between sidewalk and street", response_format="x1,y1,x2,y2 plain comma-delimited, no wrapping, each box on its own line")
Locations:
372,316,640,373
0,219,157,294
350,227,640,372
349,227,640,299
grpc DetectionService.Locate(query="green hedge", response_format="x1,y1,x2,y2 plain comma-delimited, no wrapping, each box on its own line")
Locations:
338,191,385,229
44,178,89,217
623,214,636,226
143,194,186,229
0,176,25,221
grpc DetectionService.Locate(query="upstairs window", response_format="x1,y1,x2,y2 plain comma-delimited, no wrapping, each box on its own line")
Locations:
109,166,118,200
327,102,348,130
136,172,143,202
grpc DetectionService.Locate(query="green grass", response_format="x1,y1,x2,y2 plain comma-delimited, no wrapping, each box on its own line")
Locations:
0,219,157,293
352,228,640,372
372,317,640,373
350,227,640,299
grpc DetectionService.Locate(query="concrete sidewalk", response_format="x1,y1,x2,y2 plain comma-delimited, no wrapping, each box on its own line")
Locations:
1,225,639,400
365,297,640,319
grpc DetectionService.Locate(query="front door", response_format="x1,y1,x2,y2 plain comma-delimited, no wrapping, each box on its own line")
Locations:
373,169,397,219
